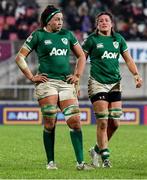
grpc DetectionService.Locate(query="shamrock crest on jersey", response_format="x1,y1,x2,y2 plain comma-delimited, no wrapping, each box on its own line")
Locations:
61,38,68,45
113,41,119,49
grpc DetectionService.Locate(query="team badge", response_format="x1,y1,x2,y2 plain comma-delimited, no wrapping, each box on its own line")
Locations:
61,38,68,45
44,40,52,45
96,43,104,48
113,41,119,49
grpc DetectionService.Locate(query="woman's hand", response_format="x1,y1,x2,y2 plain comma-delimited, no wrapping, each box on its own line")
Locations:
31,73,48,83
66,74,80,96
134,74,143,88
66,74,80,84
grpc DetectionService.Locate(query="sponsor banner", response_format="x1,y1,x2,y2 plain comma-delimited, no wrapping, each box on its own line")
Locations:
89,107,142,125
3,107,42,125
1,105,92,125
0,103,146,125
120,108,140,125
119,42,147,63
144,106,147,125
122,105,144,125
0,105,3,124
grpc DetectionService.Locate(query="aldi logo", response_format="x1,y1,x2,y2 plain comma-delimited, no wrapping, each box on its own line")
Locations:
120,108,140,125
3,107,42,125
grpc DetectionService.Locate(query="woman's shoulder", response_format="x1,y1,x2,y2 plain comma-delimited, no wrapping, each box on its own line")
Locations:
113,32,125,40
30,28,44,36
113,32,127,44
83,32,96,42
58,28,71,35
87,32,96,38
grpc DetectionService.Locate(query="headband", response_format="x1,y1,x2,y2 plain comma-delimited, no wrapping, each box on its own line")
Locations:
46,10,61,23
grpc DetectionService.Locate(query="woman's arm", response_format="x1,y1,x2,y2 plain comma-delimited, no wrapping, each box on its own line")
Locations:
66,43,86,84
72,43,86,78
15,47,48,83
122,50,142,88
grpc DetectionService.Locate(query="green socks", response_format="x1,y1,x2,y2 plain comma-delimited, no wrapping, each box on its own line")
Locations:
43,127,55,163
94,144,110,161
43,127,84,164
70,129,84,164
100,148,110,161
94,144,100,154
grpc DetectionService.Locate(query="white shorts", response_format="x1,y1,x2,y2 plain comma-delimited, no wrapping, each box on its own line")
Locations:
34,79,77,101
88,76,121,97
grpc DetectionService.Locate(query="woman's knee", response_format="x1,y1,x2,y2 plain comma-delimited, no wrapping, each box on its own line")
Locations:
112,119,120,129
66,116,81,130
97,120,108,130
62,104,81,129
44,118,56,130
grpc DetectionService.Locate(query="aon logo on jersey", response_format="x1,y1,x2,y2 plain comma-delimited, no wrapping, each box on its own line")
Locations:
102,51,118,59
50,47,68,56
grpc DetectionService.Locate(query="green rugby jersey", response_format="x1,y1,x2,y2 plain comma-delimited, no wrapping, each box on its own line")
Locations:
82,32,128,84
24,28,78,81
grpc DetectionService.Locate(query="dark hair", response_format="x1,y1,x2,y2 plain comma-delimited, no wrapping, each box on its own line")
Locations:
40,5,61,27
95,11,116,38
96,11,114,23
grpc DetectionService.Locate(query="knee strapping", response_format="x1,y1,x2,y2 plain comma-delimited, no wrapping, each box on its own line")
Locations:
109,108,122,120
95,110,109,120
41,104,57,119
63,105,80,121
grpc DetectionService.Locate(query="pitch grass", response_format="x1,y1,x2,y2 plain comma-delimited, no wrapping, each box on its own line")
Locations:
0,125,147,179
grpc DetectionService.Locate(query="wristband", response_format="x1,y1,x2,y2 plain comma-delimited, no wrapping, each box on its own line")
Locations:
134,74,140,80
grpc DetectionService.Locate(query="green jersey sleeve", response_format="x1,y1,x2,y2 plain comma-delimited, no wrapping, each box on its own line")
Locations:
82,37,93,54
120,35,128,54
69,31,78,47
23,30,38,51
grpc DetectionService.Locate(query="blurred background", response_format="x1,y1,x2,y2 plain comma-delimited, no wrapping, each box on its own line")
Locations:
0,0,147,125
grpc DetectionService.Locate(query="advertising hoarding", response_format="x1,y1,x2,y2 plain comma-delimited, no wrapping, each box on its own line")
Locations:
120,42,147,63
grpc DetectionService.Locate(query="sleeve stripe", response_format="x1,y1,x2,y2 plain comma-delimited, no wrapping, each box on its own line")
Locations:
73,41,78,46
123,48,128,53
23,43,32,51
83,49,88,53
